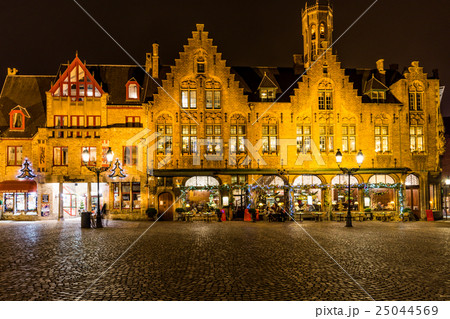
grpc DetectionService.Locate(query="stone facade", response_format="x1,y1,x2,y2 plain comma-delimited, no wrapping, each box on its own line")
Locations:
0,1,445,221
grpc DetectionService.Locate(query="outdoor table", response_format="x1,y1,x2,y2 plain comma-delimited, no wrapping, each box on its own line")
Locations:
313,212,323,222
295,212,305,222
352,212,365,222
334,212,345,222
401,212,410,222
183,213,193,222
203,213,214,222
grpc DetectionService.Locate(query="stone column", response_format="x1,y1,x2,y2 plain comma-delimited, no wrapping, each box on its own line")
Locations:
58,182,64,220
87,182,92,213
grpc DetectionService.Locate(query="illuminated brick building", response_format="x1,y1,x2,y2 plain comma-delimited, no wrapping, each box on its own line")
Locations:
0,0,445,221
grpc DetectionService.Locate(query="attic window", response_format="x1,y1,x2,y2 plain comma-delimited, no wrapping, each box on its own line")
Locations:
126,80,140,100
371,91,385,101
260,89,276,102
10,110,25,131
197,62,205,73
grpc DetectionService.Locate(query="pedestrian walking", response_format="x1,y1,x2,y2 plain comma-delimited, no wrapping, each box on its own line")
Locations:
101,203,108,226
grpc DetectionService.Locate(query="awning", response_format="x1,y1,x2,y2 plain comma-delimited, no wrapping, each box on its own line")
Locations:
0,180,37,193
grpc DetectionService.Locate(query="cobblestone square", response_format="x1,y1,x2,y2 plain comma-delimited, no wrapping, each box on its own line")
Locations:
0,220,448,301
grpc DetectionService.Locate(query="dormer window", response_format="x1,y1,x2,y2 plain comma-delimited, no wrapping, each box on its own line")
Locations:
126,79,140,100
370,91,385,101
258,73,278,102
49,56,103,101
260,89,276,102
9,106,29,131
364,75,388,103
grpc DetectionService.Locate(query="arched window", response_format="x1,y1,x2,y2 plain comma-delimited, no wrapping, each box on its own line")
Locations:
409,81,424,111
10,110,25,130
319,23,325,38
205,116,222,155
293,175,322,186
156,114,173,155
126,82,139,100
230,114,246,154
318,79,333,110
331,174,358,185
256,175,285,187
368,174,395,184
405,174,419,186
185,176,219,187
261,116,278,154
181,80,197,109
205,79,221,109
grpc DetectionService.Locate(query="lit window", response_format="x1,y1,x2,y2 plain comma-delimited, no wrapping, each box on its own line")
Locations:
53,147,68,166
319,125,334,152
408,82,424,111
262,124,277,154
260,89,275,102
7,146,22,166
410,126,424,152
320,23,325,38
50,58,102,101
205,90,221,109
10,111,25,130
86,116,101,127
297,125,311,153
206,125,222,154
127,83,139,100
54,115,68,128
82,147,96,166
181,125,198,154
157,124,173,154
181,89,197,109
70,116,84,128
342,125,356,152
311,25,316,40
318,90,333,110
375,125,389,152
126,116,140,127
123,146,138,165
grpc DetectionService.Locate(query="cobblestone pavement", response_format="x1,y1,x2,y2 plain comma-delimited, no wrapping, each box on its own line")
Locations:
0,219,448,301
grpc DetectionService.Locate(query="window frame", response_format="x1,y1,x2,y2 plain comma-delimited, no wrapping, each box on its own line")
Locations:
181,89,197,109
156,124,173,155
123,146,138,166
230,124,247,154
410,125,424,152
341,125,356,153
81,146,97,167
319,125,334,153
318,90,333,110
86,115,101,128
374,125,389,153
53,146,69,166
7,146,23,166
205,124,222,154
262,124,278,155
10,110,25,131
126,81,140,100
297,124,312,154
181,124,198,155
125,116,140,127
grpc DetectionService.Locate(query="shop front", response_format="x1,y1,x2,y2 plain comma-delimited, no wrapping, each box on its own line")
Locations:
182,176,221,212
366,174,397,212
253,175,287,211
292,175,324,212
0,180,38,218
331,174,360,212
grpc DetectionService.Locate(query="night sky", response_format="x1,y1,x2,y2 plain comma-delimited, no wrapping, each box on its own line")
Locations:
1,0,449,115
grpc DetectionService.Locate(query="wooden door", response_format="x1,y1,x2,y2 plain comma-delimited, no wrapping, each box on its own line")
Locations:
158,192,174,221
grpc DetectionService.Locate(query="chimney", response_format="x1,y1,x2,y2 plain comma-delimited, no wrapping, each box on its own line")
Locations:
376,59,385,74
152,42,159,79
145,52,152,73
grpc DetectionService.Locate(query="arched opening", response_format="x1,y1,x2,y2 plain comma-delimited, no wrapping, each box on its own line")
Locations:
184,176,221,213
404,174,420,219
253,175,287,212
367,174,396,211
331,174,360,211
292,175,323,212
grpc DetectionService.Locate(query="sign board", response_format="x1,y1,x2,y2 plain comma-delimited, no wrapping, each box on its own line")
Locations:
426,209,434,221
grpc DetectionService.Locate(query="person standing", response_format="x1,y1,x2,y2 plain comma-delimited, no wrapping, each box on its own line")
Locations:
101,203,108,226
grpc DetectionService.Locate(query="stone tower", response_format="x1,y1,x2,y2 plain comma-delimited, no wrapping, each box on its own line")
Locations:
302,0,333,68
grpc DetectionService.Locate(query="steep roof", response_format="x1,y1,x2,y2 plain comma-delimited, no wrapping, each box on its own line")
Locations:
53,63,170,105
231,66,300,102
0,75,53,138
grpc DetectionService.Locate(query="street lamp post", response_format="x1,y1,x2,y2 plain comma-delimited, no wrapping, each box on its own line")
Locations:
82,147,114,228
335,149,364,227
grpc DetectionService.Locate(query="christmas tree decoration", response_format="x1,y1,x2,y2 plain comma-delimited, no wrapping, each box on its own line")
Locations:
17,158,36,179
109,159,126,178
